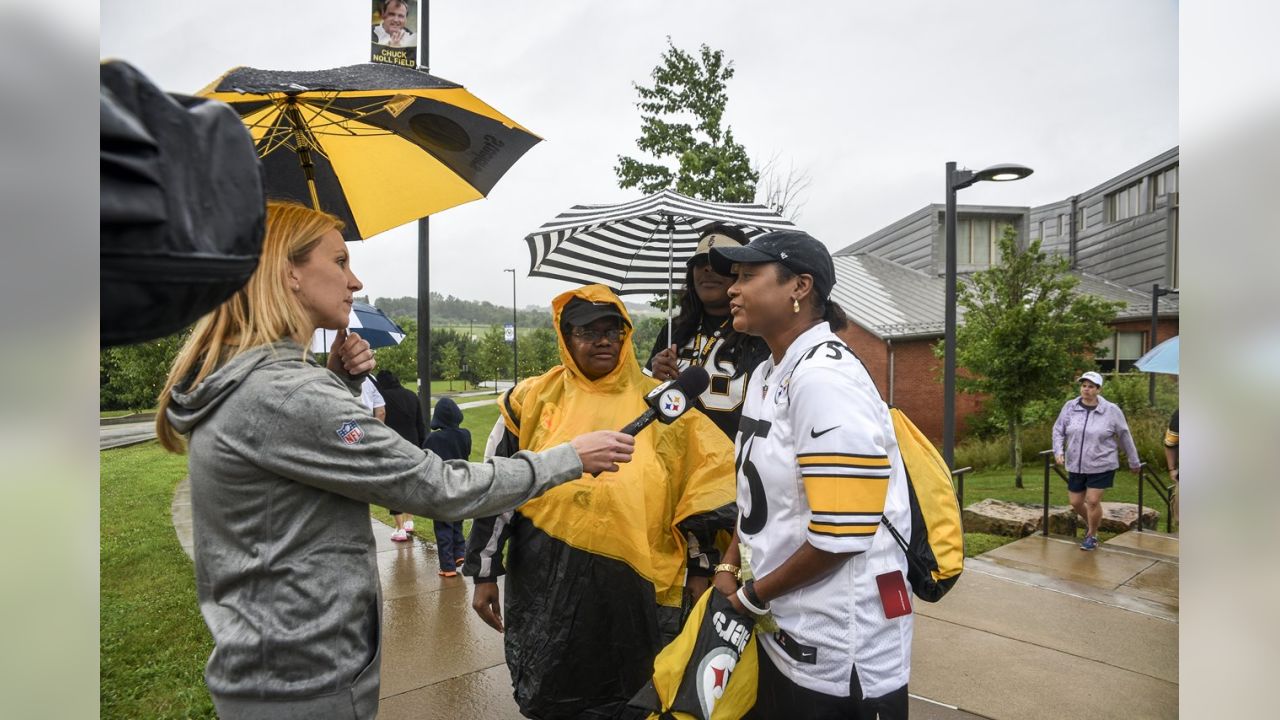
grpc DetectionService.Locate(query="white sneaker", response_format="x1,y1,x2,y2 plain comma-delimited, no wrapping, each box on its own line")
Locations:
403,519,415,533
390,529,409,542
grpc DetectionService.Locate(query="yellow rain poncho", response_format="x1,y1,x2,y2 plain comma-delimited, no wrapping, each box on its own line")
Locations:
500,284,736,607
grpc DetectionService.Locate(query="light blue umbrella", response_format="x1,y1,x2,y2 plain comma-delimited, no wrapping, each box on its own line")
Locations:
1135,335,1179,374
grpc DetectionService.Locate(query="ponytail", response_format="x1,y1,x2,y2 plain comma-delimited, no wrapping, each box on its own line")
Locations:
823,299,848,332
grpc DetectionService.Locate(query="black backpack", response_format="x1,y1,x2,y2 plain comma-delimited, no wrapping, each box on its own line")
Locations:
100,61,266,346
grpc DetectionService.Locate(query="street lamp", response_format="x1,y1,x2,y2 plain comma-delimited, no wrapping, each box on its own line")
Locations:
944,161,1034,469
504,268,518,391
1149,284,1179,406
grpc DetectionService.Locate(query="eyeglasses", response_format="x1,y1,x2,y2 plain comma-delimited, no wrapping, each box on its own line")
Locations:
570,327,623,343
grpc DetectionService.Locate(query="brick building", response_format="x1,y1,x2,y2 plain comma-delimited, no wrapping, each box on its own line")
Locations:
831,148,1181,441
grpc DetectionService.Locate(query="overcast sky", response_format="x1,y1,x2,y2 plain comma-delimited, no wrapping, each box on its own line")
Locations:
101,0,1177,309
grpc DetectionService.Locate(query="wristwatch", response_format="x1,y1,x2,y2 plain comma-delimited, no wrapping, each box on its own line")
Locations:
713,563,741,581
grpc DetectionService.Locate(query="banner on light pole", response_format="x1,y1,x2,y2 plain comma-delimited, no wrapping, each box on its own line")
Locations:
504,324,515,343
370,0,420,68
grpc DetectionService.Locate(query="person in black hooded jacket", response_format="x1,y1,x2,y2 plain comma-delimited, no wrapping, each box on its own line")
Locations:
423,397,472,576
375,370,427,541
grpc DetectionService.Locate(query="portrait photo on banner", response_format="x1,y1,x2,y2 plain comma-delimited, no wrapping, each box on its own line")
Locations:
370,0,419,68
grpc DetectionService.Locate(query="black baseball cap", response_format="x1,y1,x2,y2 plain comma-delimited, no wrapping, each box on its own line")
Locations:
709,229,837,300
561,297,631,327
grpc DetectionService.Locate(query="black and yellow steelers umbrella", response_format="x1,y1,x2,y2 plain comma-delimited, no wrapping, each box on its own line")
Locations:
199,63,541,241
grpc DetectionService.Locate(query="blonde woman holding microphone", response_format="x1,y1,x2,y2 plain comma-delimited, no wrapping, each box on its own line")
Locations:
155,200,632,719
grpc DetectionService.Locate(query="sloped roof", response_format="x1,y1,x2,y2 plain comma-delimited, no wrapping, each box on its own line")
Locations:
829,254,952,339
1071,272,1180,319
830,254,1178,340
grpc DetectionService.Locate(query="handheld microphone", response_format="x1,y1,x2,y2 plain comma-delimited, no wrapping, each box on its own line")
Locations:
620,366,710,436
590,367,711,478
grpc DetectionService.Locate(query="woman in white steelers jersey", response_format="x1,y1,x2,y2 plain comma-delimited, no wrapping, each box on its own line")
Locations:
708,230,913,719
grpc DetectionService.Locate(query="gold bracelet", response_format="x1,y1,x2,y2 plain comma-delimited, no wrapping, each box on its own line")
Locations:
714,563,741,581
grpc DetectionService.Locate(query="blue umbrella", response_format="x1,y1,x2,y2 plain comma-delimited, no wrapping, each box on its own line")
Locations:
1134,335,1179,375
311,301,406,353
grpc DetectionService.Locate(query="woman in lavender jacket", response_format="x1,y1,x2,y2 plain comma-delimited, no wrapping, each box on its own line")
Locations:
1052,371,1141,550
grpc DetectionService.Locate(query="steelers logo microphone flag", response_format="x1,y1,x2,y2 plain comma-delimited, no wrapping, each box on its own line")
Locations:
629,590,759,719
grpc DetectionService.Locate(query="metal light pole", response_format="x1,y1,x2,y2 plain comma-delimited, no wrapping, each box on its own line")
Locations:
504,268,517,390
465,318,473,388
415,1,432,414
1148,284,1178,406
943,161,1034,468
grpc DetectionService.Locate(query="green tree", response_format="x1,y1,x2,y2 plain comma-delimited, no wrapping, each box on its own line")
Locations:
100,330,188,411
944,227,1122,487
616,39,758,201
475,327,511,389
631,315,667,362
374,316,418,383
459,333,480,384
519,327,561,379
439,343,460,391
373,294,552,330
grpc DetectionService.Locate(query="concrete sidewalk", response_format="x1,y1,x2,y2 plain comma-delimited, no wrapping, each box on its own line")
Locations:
912,533,1178,720
100,418,156,450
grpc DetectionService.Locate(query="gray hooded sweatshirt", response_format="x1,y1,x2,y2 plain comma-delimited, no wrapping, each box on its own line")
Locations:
166,340,582,719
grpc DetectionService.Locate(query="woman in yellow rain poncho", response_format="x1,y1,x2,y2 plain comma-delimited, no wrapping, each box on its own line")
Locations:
463,284,737,720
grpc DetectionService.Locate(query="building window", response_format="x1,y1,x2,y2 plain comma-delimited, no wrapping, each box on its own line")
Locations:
1106,181,1143,223
1077,207,1087,231
955,218,1014,266
1058,213,1067,237
1095,331,1146,374
1037,219,1047,241
1150,165,1178,207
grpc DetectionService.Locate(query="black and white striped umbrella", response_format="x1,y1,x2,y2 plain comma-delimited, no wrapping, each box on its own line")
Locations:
524,189,797,296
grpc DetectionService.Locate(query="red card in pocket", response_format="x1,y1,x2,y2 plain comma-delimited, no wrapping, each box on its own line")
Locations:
876,570,913,619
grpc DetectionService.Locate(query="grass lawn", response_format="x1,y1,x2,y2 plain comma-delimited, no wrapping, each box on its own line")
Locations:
404,379,489,395
958,466,1177,557
101,442,214,719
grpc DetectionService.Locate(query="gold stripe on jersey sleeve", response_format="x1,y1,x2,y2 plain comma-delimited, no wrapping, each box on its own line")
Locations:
804,476,889,515
797,453,890,469
808,520,880,537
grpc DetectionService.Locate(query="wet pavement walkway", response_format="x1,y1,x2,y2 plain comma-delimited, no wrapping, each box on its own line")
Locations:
912,532,1179,720
170,478,1175,719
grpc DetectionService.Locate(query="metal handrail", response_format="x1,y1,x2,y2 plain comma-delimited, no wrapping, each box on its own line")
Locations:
1039,450,1070,536
951,466,973,509
1136,462,1175,533
1041,451,1175,536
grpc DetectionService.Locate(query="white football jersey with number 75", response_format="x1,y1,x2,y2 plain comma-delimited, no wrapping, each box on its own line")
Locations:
735,322,912,699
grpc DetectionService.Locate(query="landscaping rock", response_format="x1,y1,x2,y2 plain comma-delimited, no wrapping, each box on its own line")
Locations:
1047,509,1079,536
1098,502,1159,533
963,499,1077,538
